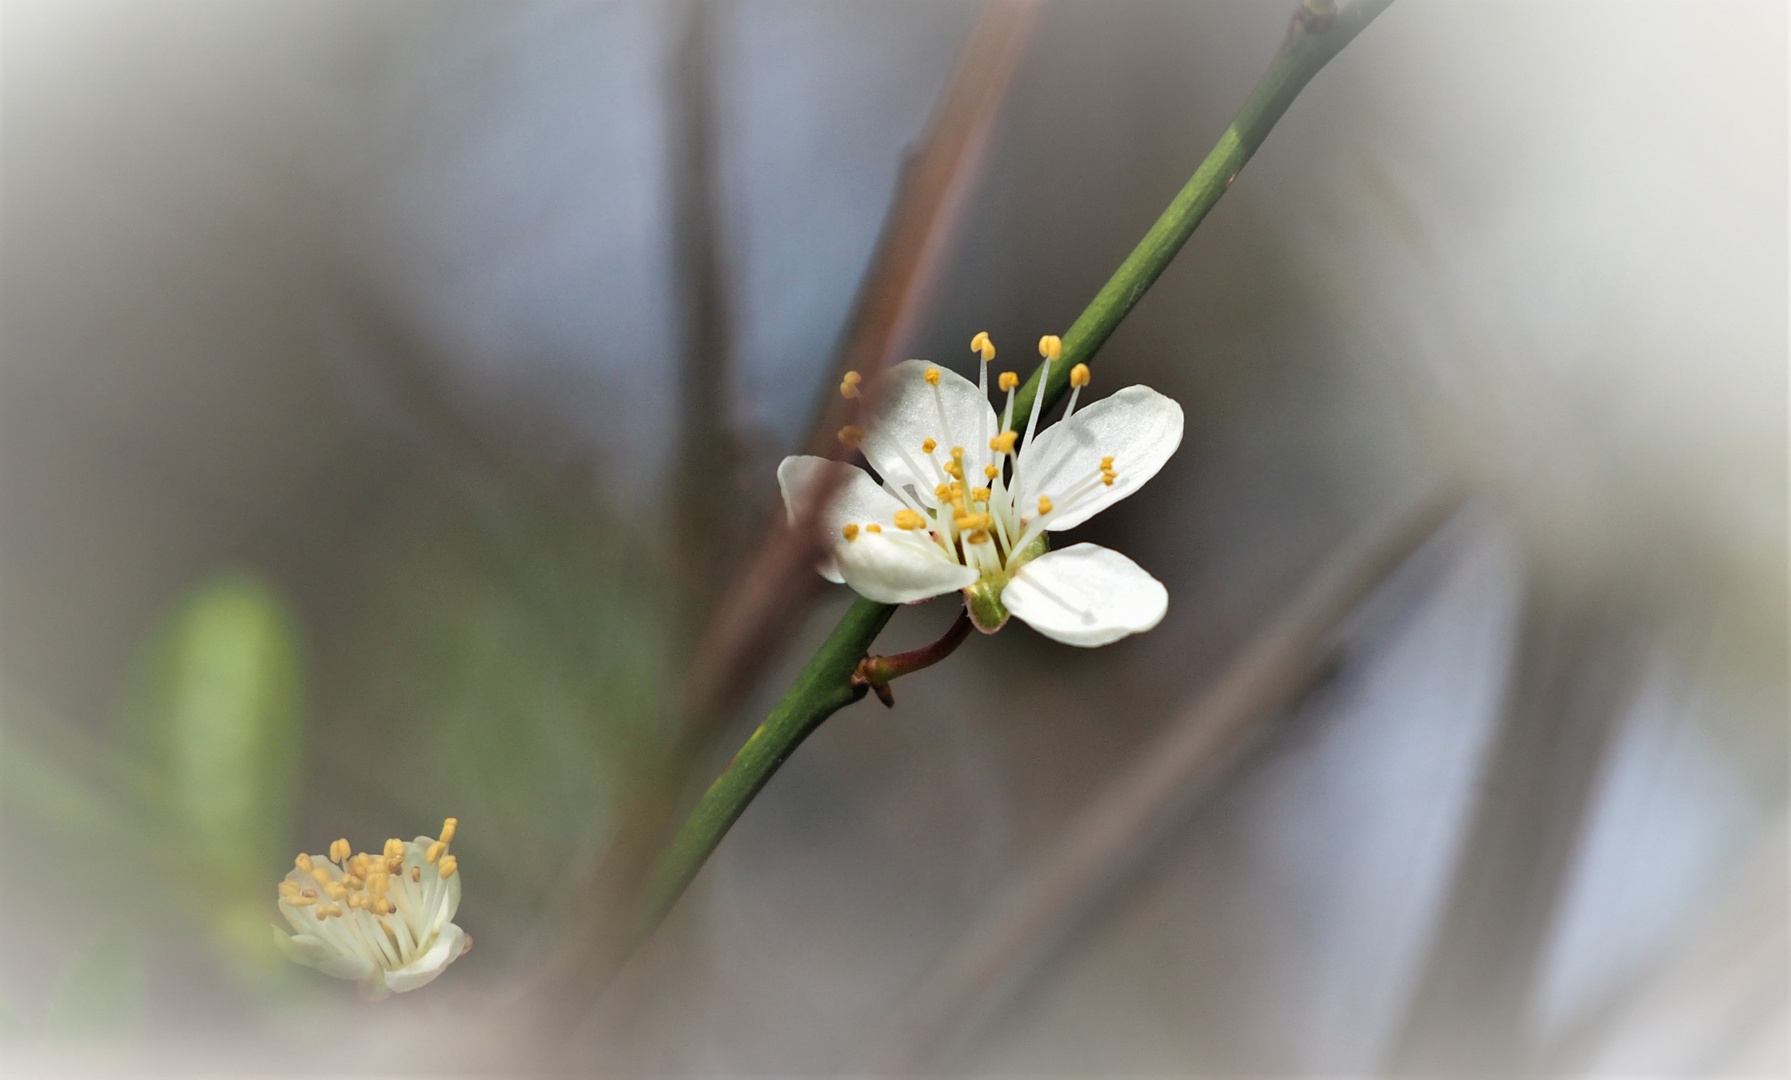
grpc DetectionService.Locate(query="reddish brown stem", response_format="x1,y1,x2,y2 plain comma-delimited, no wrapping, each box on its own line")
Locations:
852,608,975,707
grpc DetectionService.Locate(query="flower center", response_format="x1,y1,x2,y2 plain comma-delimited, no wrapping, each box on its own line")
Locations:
836,337,1120,607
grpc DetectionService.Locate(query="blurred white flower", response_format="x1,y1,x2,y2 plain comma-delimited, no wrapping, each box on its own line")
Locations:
780,335,1182,646
273,818,470,997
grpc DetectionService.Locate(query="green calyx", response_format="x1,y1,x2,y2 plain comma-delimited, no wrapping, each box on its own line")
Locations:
962,532,1048,634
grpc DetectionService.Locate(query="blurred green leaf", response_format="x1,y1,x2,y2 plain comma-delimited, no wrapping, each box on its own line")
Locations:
122,574,306,971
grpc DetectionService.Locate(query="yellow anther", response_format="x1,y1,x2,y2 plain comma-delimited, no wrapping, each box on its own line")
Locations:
842,523,860,542
943,461,963,480
971,487,992,502
866,523,882,534
924,367,941,386
1101,455,1115,469
347,892,365,909
921,438,937,454
970,331,995,362
438,855,458,880
311,867,333,887
893,509,925,530
1070,363,1091,388
278,880,300,895
951,446,965,460
1038,495,1054,515
934,483,952,501
383,838,403,859
285,894,314,907
411,866,422,883
325,881,347,901
295,853,313,872
998,371,1019,392
954,513,991,531
838,425,864,451
386,854,403,873
329,838,350,864
1039,335,1062,361
989,430,1018,454
839,370,862,399
967,529,992,545
1102,473,1116,486
984,464,999,480
439,818,457,846
425,841,444,865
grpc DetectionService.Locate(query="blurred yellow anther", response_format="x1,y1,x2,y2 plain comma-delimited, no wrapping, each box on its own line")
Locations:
970,331,996,362
984,464,999,480
893,509,925,530
989,430,1017,454
295,853,313,872
330,838,350,863
967,529,992,545
943,461,963,480
1070,363,1091,388
425,841,444,865
384,838,404,859
326,882,347,901
955,513,991,531
1038,335,1062,361
439,818,457,846
842,523,860,542
438,855,458,880
924,367,941,386
839,371,862,399
866,523,882,534
838,425,864,450
311,867,333,887
934,483,952,501
971,487,992,502
921,438,937,454
1101,455,1115,470
1038,495,1054,515
1102,473,1116,486
951,446,965,461
998,371,1019,391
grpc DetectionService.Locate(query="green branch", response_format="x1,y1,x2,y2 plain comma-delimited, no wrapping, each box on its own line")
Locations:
632,0,1394,945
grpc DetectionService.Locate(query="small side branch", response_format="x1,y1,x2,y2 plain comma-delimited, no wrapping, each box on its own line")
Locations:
853,608,975,707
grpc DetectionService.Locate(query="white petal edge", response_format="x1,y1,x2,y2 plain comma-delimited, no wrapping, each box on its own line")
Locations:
858,359,1001,496
1016,385,1183,533
1001,543,1168,647
777,455,912,584
384,921,467,994
834,529,978,605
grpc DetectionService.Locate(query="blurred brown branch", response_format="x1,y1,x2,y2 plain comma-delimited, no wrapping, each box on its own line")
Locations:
870,480,1470,1073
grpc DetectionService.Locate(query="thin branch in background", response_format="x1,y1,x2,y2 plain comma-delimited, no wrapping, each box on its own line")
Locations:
669,0,740,619
1385,560,1668,1075
681,0,1043,730
868,481,1470,1073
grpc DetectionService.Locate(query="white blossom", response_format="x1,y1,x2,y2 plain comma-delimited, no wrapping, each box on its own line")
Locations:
780,335,1181,646
273,818,469,997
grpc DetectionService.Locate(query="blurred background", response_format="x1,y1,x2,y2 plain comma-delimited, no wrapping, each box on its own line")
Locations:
2,0,1784,1075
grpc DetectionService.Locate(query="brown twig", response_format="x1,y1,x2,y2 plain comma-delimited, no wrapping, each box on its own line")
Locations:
853,607,976,707
869,481,1470,1072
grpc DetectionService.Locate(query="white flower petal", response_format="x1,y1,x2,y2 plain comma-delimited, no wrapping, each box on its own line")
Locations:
383,921,467,994
777,455,913,584
835,529,978,604
271,927,376,982
1016,385,1183,532
859,359,1001,496
1001,543,1168,646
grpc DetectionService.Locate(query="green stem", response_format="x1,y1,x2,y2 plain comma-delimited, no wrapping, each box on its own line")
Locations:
633,0,1393,942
